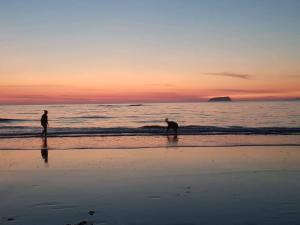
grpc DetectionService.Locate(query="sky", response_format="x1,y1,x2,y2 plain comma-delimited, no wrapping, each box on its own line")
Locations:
0,0,299,104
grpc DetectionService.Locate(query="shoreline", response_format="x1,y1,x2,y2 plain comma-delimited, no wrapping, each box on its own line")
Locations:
1,125,300,139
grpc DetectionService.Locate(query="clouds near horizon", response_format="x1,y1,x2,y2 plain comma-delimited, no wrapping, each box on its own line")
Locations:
203,72,252,80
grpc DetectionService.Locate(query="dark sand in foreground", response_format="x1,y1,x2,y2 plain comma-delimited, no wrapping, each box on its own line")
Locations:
1,144,300,225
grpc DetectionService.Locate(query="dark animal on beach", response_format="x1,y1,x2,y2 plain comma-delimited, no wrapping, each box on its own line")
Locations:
41,110,48,138
165,118,178,135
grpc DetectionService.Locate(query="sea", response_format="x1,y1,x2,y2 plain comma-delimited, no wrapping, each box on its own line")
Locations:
0,101,299,138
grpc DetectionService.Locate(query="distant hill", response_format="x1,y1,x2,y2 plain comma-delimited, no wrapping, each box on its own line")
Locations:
208,96,232,102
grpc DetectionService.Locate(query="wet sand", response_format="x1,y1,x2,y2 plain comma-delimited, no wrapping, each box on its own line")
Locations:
1,135,299,150
1,145,300,225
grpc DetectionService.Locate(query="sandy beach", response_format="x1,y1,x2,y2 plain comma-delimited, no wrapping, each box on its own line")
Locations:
1,137,300,225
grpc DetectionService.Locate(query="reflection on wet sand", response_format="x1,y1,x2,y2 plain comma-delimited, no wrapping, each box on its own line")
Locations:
1,146,300,225
167,134,178,146
41,138,48,163
1,135,299,150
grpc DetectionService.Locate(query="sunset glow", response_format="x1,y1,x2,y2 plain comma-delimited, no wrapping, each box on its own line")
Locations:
1,0,299,104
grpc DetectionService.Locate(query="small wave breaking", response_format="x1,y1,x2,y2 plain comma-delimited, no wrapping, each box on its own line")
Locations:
0,118,34,123
59,116,114,119
96,104,144,107
0,125,299,138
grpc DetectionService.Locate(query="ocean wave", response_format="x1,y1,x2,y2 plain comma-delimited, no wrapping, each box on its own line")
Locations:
47,105,65,108
0,126,299,138
136,120,166,123
1,143,299,151
0,118,34,123
128,104,143,107
0,125,37,129
16,112,39,115
96,104,145,108
58,116,114,119
96,104,120,107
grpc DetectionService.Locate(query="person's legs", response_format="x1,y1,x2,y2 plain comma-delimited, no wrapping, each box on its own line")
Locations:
44,126,47,138
41,125,47,138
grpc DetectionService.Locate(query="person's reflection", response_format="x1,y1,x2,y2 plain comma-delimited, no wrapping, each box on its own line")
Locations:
167,134,179,146
41,138,48,163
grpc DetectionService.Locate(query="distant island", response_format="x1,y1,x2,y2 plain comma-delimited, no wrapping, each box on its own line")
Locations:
208,96,232,102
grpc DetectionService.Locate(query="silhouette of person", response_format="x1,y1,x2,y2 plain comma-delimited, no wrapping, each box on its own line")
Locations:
41,110,48,138
165,118,178,135
41,138,48,163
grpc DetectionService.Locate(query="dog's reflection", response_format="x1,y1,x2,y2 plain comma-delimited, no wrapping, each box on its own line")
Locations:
167,134,179,146
41,138,48,164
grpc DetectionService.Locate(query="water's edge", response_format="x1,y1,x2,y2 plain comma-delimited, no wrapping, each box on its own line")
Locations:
1,125,300,138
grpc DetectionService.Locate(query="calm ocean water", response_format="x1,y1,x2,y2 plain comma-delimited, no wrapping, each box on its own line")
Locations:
0,101,299,137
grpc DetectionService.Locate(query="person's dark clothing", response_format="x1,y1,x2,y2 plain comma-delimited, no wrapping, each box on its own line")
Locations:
41,114,48,137
41,114,48,127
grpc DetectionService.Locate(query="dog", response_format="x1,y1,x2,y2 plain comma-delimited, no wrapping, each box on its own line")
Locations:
165,118,178,135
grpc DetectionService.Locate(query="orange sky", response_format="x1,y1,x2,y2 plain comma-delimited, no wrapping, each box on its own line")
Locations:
1,1,299,104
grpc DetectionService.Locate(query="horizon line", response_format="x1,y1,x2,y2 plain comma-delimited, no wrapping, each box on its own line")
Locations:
0,98,299,106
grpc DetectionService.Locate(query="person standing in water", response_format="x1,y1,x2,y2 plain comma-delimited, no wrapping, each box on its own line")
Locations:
41,110,49,138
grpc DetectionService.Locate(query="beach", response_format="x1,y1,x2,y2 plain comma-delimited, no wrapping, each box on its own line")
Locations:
0,102,300,224
1,135,300,225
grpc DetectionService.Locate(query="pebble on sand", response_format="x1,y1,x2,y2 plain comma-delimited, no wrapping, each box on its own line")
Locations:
89,210,95,216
